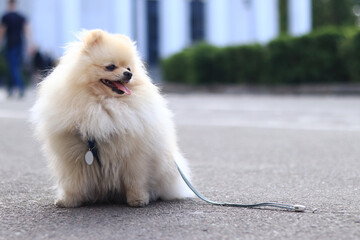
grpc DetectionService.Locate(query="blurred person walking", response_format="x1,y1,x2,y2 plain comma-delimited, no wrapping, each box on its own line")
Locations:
0,0,32,98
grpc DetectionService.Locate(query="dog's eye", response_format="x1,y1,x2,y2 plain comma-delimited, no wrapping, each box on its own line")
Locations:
105,64,116,71
127,67,131,71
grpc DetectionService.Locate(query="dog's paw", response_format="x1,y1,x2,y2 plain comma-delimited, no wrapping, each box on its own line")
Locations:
55,198,82,208
126,192,150,208
127,198,149,208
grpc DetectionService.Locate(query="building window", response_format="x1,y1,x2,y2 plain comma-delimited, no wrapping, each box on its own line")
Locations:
147,0,159,64
190,0,205,43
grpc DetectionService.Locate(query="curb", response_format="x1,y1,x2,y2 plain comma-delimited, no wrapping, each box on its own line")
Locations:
159,83,360,95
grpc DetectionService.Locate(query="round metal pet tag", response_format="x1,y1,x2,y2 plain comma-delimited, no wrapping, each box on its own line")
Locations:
85,151,94,165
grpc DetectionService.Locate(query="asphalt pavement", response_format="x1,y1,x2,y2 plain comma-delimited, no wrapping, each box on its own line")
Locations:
0,88,360,240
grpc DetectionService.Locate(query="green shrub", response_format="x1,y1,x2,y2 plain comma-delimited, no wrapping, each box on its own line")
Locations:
313,0,357,29
161,50,190,84
266,28,349,84
221,45,266,84
341,31,360,83
162,43,266,85
0,50,32,88
264,36,295,84
161,43,220,85
0,51,9,87
188,43,220,84
161,27,360,85
308,28,349,83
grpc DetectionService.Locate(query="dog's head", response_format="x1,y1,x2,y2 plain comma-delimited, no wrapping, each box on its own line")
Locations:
75,29,140,97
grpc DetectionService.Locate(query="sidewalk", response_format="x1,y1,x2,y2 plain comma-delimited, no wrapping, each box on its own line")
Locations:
1,89,360,240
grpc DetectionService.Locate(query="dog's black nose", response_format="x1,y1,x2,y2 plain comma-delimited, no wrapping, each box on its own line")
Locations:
123,71,132,80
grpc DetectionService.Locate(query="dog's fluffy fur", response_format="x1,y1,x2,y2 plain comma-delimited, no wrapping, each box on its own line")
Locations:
31,29,193,207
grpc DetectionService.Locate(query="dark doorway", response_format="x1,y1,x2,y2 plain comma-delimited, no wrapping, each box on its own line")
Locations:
190,0,205,43
146,0,159,64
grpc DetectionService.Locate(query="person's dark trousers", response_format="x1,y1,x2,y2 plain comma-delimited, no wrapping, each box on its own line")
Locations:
6,45,24,97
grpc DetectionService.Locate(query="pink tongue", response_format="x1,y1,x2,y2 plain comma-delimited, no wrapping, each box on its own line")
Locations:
113,81,131,95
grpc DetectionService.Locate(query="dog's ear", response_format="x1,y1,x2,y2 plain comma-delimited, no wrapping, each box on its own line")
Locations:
82,29,104,50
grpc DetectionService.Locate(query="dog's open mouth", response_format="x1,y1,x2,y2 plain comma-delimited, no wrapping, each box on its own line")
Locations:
100,79,131,95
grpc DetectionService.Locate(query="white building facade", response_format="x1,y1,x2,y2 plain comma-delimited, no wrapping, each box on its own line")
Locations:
0,0,312,63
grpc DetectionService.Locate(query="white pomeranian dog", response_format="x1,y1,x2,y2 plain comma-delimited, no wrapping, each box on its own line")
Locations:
31,29,193,207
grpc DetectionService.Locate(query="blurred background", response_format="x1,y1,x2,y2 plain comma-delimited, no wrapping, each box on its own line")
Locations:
0,0,360,91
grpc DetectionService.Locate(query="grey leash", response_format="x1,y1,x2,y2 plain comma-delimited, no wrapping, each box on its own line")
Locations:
85,138,305,212
175,162,306,212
